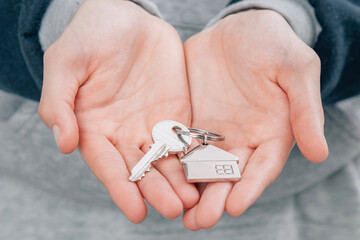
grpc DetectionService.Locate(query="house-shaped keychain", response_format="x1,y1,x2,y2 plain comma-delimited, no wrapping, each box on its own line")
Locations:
180,144,241,183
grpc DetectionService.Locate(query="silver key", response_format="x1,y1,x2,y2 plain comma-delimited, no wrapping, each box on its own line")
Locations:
180,143,241,182
129,120,192,182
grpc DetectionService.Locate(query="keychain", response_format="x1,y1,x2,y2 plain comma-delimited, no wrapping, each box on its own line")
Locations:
176,127,241,183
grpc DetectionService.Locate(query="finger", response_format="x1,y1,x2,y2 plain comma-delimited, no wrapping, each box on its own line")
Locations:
121,145,183,220
153,155,200,209
182,205,201,231
182,182,209,230
78,134,147,223
195,182,233,229
151,140,200,209
228,147,255,174
226,138,293,217
279,57,328,162
193,147,253,229
38,47,81,154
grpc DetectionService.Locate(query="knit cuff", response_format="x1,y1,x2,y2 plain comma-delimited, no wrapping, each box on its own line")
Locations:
206,0,322,47
39,0,162,51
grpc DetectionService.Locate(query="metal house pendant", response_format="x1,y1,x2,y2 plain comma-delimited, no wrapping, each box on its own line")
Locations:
180,143,241,183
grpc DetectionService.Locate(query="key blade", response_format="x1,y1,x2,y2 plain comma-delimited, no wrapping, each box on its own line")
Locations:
129,141,169,182
129,163,151,181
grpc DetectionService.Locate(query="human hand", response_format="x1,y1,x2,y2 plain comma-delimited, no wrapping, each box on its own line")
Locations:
182,10,328,230
38,0,198,223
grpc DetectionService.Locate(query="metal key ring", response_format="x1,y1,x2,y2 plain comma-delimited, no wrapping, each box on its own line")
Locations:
175,127,225,144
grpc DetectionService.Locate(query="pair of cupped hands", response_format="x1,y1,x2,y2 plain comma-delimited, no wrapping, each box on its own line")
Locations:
38,0,328,230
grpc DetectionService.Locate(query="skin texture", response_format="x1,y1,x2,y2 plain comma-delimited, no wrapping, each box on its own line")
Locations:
38,0,199,223
39,1,328,230
182,10,328,230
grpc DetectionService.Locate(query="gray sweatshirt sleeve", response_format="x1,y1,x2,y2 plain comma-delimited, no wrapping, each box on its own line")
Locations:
207,0,321,47
39,0,162,51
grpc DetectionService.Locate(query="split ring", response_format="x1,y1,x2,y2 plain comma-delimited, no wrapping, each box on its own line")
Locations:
175,127,225,143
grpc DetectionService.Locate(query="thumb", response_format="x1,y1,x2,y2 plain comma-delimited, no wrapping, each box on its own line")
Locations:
279,57,328,163
38,48,81,154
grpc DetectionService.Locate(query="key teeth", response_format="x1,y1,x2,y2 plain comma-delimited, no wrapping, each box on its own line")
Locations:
135,165,152,181
137,174,145,181
135,173,146,181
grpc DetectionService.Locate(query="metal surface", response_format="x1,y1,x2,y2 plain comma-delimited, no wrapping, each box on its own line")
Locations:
175,127,225,142
180,143,241,182
129,120,192,182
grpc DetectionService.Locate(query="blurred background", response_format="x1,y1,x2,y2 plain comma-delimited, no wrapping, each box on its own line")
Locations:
0,0,359,239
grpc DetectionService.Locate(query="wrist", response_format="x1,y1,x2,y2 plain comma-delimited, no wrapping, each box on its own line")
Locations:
217,9,293,37
39,0,162,51
207,0,321,47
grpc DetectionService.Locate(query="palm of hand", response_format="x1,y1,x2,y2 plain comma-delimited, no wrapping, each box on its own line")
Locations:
187,12,295,160
74,11,196,222
75,27,192,222
182,11,314,229
74,17,191,157
41,0,197,223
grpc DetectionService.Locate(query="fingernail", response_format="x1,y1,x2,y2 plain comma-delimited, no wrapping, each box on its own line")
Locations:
52,125,60,148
